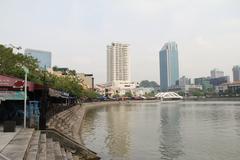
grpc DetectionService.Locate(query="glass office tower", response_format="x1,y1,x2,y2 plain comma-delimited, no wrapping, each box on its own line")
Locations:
24,49,52,69
159,42,179,91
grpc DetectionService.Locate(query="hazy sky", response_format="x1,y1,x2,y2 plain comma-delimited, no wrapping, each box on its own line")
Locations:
0,0,240,83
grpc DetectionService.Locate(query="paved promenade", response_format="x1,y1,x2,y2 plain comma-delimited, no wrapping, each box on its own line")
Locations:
0,126,21,151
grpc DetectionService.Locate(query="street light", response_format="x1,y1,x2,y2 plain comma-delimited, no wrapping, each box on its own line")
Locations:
22,66,29,128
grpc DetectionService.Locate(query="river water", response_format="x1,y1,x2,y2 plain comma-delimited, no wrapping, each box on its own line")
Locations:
81,101,240,160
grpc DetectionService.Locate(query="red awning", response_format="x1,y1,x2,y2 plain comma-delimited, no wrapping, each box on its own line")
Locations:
0,75,43,92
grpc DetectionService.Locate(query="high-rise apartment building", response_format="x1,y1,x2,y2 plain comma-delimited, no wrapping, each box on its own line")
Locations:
210,68,224,78
232,65,240,81
159,42,179,91
107,42,130,83
24,49,52,69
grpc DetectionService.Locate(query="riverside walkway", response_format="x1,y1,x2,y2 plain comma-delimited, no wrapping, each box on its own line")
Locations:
0,104,100,160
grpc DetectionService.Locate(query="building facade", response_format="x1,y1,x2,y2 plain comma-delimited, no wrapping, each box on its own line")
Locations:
232,65,240,82
24,49,52,69
210,68,224,78
107,42,130,83
178,76,191,87
194,77,213,91
77,73,94,90
159,42,179,91
210,76,230,87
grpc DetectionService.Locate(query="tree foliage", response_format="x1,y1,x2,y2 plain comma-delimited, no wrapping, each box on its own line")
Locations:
125,91,133,97
192,90,205,97
144,91,155,97
139,80,160,88
0,44,96,99
0,44,43,83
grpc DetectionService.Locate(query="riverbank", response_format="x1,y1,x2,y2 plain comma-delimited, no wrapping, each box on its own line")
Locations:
80,101,240,160
184,97,240,101
53,99,240,159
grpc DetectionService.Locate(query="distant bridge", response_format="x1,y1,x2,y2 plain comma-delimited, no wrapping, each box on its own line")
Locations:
155,92,183,100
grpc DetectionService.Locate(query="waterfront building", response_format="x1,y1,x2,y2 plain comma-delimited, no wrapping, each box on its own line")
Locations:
210,68,224,78
77,73,94,90
210,76,230,87
227,81,240,95
215,84,228,94
24,49,52,69
232,65,240,82
194,77,213,91
132,87,155,97
107,42,130,83
195,76,229,92
106,42,137,95
216,81,240,95
182,85,203,94
159,42,179,91
104,81,139,96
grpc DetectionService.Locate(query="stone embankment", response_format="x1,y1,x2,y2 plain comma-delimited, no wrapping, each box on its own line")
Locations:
47,102,120,160
47,105,85,143
0,129,82,160
47,101,122,143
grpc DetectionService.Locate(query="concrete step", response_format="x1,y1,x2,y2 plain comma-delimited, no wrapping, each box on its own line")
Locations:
0,129,34,160
66,151,73,160
46,138,55,160
53,142,63,160
26,131,41,160
61,148,68,160
38,133,47,160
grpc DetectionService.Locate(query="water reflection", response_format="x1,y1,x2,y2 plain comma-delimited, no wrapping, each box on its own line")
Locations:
105,106,130,159
81,102,240,160
159,104,184,160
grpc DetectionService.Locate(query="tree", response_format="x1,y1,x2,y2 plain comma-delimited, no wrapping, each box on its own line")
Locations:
192,90,204,97
139,80,160,88
0,44,95,99
125,91,132,97
67,70,77,76
144,91,155,97
83,90,99,100
0,44,84,98
0,44,43,83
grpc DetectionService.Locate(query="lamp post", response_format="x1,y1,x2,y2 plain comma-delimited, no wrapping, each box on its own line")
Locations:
22,66,29,128
39,70,48,130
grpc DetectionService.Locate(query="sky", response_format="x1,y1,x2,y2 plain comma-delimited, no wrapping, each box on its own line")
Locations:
0,0,240,83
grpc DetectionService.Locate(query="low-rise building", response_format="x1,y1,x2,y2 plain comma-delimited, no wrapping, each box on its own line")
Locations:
227,81,240,94
97,81,139,97
215,84,228,94
216,81,240,95
181,85,203,94
132,87,154,97
77,73,94,90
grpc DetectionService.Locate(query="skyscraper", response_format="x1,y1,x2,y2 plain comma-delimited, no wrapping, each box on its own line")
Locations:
107,42,130,83
159,42,179,91
210,68,224,78
24,49,52,69
232,65,240,82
